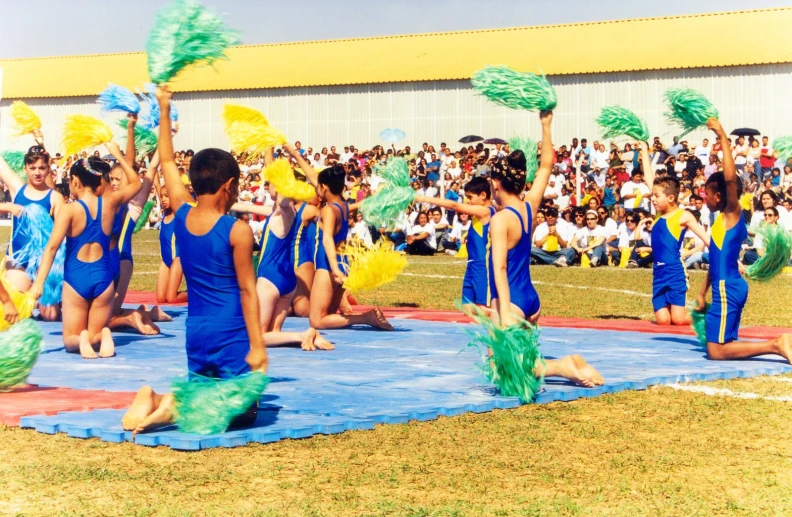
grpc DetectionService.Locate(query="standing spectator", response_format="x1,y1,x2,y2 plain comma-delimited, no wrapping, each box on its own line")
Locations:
733,136,748,173
695,138,711,164
760,136,776,181
621,169,651,213
684,150,703,180
704,154,719,179
667,136,683,157
531,207,576,267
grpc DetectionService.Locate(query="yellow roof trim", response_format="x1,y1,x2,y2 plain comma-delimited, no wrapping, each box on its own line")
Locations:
1,8,790,99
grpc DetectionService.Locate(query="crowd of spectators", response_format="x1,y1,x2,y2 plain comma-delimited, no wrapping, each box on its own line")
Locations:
13,133,791,270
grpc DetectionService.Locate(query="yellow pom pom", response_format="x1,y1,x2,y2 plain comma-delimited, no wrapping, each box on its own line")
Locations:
222,104,285,160
740,193,754,212
342,240,407,293
10,101,42,136
264,159,316,202
60,115,114,161
0,263,35,331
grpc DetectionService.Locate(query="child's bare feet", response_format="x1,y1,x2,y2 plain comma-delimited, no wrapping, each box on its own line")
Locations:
130,311,160,336
134,394,175,435
557,355,604,388
122,386,155,431
98,328,115,358
79,330,98,359
142,304,172,322
313,330,334,350
301,328,318,351
775,334,792,363
366,307,393,331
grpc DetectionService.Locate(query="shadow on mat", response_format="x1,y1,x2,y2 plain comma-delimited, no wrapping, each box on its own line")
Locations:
596,314,641,320
40,334,156,354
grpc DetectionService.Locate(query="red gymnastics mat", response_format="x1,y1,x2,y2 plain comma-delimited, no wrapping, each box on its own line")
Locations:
0,385,136,427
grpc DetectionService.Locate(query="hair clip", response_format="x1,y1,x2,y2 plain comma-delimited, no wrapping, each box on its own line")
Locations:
82,159,103,176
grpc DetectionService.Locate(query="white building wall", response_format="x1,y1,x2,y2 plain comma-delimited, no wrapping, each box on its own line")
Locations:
1,64,790,155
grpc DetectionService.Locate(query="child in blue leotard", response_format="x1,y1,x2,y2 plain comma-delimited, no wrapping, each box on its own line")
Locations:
0,144,66,321
122,87,267,434
153,171,187,304
637,142,710,325
31,145,142,359
694,118,792,362
286,149,392,331
488,111,604,388
291,196,320,318
415,176,494,309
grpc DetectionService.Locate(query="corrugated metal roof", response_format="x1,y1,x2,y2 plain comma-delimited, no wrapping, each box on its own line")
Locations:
1,8,789,99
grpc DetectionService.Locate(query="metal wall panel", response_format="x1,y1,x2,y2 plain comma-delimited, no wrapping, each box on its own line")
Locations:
1,64,789,156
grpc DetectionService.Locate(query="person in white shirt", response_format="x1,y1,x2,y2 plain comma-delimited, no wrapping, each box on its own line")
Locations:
339,146,354,164
571,210,607,267
749,189,790,233
744,206,781,266
442,212,470,253
531,207,576,266
556,187,570,211
733,137,748,171
406,211,436,255
543,167,564,201
695,139,711,163
595,206,619,262
349,211,373,248
591,144,610,175
620,169,651,212
446,160,462,178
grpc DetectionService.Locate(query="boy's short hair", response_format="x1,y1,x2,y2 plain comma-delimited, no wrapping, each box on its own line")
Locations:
463,176,491,199
689,194,703,203
653,176,680,201
429,206,442,215
190,148,239,196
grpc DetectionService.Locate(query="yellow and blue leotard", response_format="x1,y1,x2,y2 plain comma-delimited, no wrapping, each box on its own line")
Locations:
257,212,298,296
706,213,749,344
650,209,688,311
462,206,494,305
293,202,316,268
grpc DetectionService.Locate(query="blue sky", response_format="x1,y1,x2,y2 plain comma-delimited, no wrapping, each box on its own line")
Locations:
0,0,786,59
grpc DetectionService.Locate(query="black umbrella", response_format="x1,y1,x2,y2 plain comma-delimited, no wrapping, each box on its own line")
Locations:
730,128,760,137
484,138,507,145
459,135,483,143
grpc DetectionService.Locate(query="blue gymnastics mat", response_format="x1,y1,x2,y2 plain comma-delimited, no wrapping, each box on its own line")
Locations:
18,307,792,450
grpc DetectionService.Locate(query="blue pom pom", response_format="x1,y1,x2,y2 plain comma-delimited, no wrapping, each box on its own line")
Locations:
138,84,161,130
170,102,179,122
97,84,141,115
12,204,65,306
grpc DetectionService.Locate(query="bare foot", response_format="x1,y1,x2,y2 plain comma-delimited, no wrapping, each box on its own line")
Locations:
301,328,318,351
143,304,172,323
98,328,115,358
122,386,155,431
129,311,160,336
775,334,792,363
312,329,334,351
134,394,175,435
556,355,604,387
369,307,394,331
79,330,98,359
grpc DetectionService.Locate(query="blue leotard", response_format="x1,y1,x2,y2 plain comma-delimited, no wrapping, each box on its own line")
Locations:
488,203,540,318
159,212,178,268
110,205,136,281
174,204,249,379
315,202,349,272
293,203,317,268
257,211,298,296
8,185,53,267
706,213,749,344
64,198,114,300
650,209,688,311
463,206,495,306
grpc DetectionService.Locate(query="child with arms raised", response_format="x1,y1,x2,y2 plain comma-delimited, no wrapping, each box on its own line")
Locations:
122,86,267,433
695,118,792,362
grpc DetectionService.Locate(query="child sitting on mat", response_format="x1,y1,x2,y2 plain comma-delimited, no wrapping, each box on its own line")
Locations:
122,86,267,434
694,118,792,362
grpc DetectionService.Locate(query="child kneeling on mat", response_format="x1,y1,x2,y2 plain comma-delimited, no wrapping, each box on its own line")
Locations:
122,86,267,434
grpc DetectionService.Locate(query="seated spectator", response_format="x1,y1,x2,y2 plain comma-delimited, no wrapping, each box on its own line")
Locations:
381,208,410,251
626,214,654,268
349,211,373,248
743,206,780,266
406,211,436,255
442,213,471,254
571,210,607,266
531,207,576,267
596,206,619,263
681,209,707,269
429,207,448,252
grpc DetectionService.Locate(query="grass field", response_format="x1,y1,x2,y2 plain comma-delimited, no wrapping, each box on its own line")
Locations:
2,228,792,516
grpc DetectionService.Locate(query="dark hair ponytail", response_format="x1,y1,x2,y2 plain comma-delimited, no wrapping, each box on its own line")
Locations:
491,150,527,195
318,164,346,195
70,157,110,191
25,145,50,167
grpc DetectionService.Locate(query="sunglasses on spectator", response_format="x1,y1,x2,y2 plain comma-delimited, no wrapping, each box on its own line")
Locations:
626,219,638,223
575,214,584,218
586,217,597,221
765,213,776,218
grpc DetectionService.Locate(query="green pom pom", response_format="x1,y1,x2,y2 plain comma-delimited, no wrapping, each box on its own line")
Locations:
595,106,650,142
663,88,719,137
465,305,543,403
119,120,158,159
471,66,557,112
690,303,710,348
361,186,415,229
507,136,538,183
372,157,410,189
745,223,792,282
772,136,792,164
0,319,43,391
172,372,269,435
134,200,155,233
1,150,27,181
146,0,240,84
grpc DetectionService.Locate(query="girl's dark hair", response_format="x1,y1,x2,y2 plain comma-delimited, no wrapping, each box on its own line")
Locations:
490,150,527,195
25,145,50,167
70,157,111,191
318,164,346,195
705,172,744,212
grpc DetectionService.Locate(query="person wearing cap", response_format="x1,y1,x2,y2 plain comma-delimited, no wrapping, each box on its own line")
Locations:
571,210,607,267
531,207,576,267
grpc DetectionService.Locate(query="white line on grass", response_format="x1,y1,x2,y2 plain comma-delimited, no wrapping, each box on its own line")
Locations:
666,383,792,403
765,377,792,384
